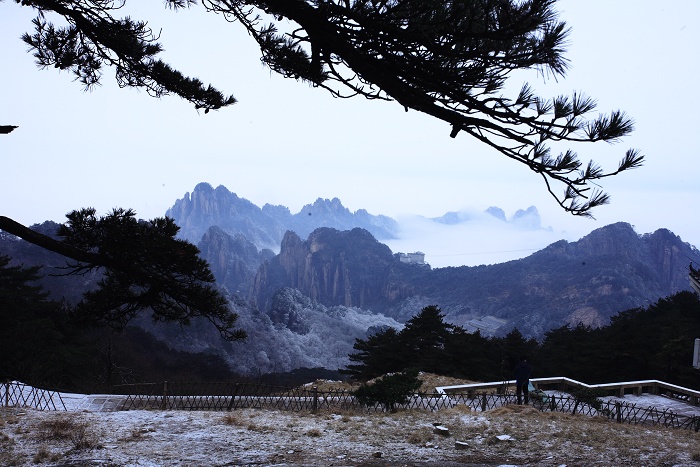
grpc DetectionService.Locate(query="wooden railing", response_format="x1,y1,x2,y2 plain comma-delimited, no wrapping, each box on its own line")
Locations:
5,379,699,432
1,381,66,411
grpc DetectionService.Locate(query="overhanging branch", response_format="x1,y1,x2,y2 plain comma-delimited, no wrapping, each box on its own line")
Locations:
0,215,103,266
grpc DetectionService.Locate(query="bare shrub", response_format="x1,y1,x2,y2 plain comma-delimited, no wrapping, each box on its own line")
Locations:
38,416,80,441
0,431,19,465
0,431,15,448
0,454,23,467
70,424,101,451
406,429,433,445
119,426,153,442
32,445,60,463
221,413,243,426
247,422,273,433
304,428,322,437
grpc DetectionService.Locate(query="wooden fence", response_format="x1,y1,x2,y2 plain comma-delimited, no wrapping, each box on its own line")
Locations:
1,381,66,411
3,380,698,432
111,381,700,432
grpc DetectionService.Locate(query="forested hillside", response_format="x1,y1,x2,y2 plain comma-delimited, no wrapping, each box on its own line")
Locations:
2,247,699,392
345,293,700,389
2,206,699,380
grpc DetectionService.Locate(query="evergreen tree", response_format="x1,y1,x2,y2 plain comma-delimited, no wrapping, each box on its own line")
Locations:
604,292,700,386
344,327,404,379
539,323,603,382
494,328,540,381
0,254,239,391
346,305,469,378
0,255,84,385
0,208,245,341
353,369,422,412
444,328,497,381
399,305,454,373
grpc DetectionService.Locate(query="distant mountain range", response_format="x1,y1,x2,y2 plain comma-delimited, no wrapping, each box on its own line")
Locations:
166,182,400,248
166,182,546,253
2,182,699,375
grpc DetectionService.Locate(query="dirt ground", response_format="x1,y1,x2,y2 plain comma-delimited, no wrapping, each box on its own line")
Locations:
2,375,700,466
2,402,700,467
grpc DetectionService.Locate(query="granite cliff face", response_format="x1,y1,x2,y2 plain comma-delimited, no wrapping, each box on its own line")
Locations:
443,222,700,336
249,228,417,312
196,225,275,297
246,222,700,337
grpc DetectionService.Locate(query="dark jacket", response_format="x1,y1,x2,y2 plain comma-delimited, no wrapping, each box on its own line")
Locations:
514,360,532,384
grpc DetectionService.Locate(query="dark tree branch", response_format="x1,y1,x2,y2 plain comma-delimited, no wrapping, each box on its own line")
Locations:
0,125,19,134
202,0,644,217
17,0,236,112
0,210,245,341
12,0,644,216
0,215,100,265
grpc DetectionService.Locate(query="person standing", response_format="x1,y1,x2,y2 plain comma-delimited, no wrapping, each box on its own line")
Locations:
514,357,532,405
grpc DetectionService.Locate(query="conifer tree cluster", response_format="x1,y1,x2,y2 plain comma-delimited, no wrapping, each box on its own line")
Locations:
346,295,700,389
344,305,539,382
0,255,238,392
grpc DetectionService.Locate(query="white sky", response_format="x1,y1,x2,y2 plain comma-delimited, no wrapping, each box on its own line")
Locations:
1,1,699,268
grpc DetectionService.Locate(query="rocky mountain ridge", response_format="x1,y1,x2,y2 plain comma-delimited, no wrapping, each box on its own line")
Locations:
238,221,700,337
3,184,699,375
166,182,400,249
165,182,544,256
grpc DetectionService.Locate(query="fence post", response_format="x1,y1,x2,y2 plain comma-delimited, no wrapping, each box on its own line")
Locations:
572,400,579,415
227,383,238,412
549,394,556,412
481,394,487,411
616,402,622,423
3,381,8,408
161,381,168,410
312,386,318,413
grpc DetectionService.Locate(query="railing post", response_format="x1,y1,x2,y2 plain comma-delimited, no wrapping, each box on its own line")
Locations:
312,386,318,413
161,381,168,410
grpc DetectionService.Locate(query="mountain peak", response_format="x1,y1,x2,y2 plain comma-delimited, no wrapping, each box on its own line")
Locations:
303,197,351,215
167,183,399,247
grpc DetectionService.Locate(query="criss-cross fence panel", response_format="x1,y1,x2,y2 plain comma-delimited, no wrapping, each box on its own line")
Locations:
5,379,697,432
597,400,700,431
441,393,516,411
109,381,699,432
438,391,699,432
114,381,337,412
1,381,65,411
312,389,365,412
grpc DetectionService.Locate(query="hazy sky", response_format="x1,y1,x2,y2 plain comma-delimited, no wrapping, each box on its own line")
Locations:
2,1,699,268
